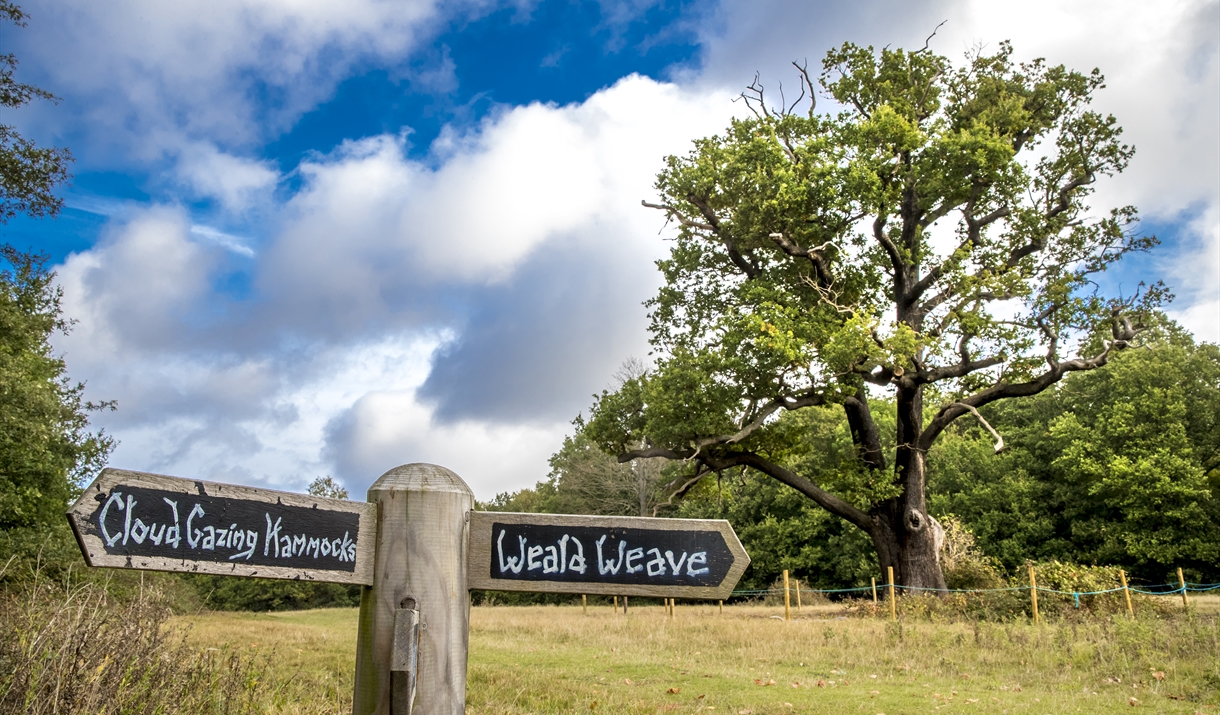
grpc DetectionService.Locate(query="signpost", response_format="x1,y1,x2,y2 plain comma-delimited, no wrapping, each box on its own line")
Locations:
467,511,747,600
67,468,376,584
68,463,750,715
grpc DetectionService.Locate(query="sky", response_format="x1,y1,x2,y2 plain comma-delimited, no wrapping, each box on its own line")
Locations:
2,0,1217,501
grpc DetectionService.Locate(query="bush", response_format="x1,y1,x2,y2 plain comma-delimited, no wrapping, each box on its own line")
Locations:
939,514,1006,590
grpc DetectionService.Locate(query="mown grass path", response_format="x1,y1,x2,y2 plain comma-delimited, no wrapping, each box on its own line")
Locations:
176,602,1219,714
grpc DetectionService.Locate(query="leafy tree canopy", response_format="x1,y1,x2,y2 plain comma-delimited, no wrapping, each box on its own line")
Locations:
0,1,72,222
929,318,1220,583
0,248,112,529
584,38,1163,588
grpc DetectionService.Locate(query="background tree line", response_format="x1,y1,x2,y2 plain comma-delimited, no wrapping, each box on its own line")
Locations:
495,319,1220,593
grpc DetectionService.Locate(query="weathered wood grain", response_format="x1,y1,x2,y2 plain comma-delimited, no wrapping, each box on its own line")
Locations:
66,468,376,585
353,464,473,715
467,511,749,600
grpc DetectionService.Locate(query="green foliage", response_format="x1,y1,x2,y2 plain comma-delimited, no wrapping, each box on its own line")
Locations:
307,475,348,500
482,427,677,518
675,468,876,593
928,323,1220,582
184,574,361,612
0,247,113,531
0,1,72,222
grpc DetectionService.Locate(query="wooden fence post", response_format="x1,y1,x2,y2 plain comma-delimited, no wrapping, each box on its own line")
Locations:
353,463,474,715
783,569,791,621
794,579,802,610
582,595,587,615
1028,564,1039,625
1120,570,1134,619
887,566,896,622
718,599,723,615
613,596,618,613
1178,568,1188,609
623,596,629,615
871,577,877,610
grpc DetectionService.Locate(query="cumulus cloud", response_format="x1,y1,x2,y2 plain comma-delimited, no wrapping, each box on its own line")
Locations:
173,144,280,214
15,0,498,152
55,75,737,497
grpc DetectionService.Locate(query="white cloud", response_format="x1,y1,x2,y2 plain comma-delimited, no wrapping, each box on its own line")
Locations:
57,207,221,360
55,76,737,498
174,144,280,214
15,0,499,157
258,75,734,334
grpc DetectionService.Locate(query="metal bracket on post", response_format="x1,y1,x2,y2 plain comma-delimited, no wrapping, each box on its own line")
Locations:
391,596,422,715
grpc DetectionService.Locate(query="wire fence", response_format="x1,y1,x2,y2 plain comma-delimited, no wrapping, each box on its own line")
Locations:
731,581,1220,605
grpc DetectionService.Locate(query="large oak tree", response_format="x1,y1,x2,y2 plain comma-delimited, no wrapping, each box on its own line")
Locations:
584,40,1164,589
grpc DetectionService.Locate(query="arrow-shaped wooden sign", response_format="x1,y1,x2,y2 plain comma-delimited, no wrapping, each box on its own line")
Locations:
67,468,376,585
467,511,749,599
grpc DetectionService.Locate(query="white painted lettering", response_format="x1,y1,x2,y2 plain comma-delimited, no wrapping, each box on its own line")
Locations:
558,535,569,574
665,550,687,575
625,546,644,574
202,525,216,550
596,535,626,575
149,522,166,546
122,494,136,545
645,548,666,576
686,551,709,576
307,536,320,558
163,498,181,548
264,514,282,556
527,544,544,570
130,518,149,544
542,545,559,573
230,530,257,561
187,504,206,549
568,537,587,574
99,492,125,547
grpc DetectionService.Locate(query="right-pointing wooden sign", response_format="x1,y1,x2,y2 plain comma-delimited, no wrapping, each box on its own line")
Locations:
467,511,749,599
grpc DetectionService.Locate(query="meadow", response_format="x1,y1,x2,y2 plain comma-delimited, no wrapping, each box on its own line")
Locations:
174,598,1220,715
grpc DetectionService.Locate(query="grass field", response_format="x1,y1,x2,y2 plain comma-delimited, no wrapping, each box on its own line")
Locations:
175,597,1220,714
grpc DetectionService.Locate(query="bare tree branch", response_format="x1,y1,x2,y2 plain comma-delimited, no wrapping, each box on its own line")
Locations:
918,310,1144,450
950,402,1005,453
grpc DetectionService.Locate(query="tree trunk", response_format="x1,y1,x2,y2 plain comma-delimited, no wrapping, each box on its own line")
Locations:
868,387,947,591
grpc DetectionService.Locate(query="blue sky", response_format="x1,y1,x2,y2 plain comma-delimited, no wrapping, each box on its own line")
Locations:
3,0,1217,498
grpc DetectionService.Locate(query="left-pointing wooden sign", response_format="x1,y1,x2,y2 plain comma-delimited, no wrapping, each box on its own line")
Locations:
67,468,376,585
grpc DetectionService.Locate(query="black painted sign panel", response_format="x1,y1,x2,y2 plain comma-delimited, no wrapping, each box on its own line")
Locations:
489,521,733,587
80,482,361,572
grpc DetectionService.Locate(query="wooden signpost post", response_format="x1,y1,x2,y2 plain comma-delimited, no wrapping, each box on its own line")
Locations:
69,463,750,715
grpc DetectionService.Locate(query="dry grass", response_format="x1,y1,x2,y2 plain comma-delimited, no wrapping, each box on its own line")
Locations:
0,573,266,715
173,599,1219,714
